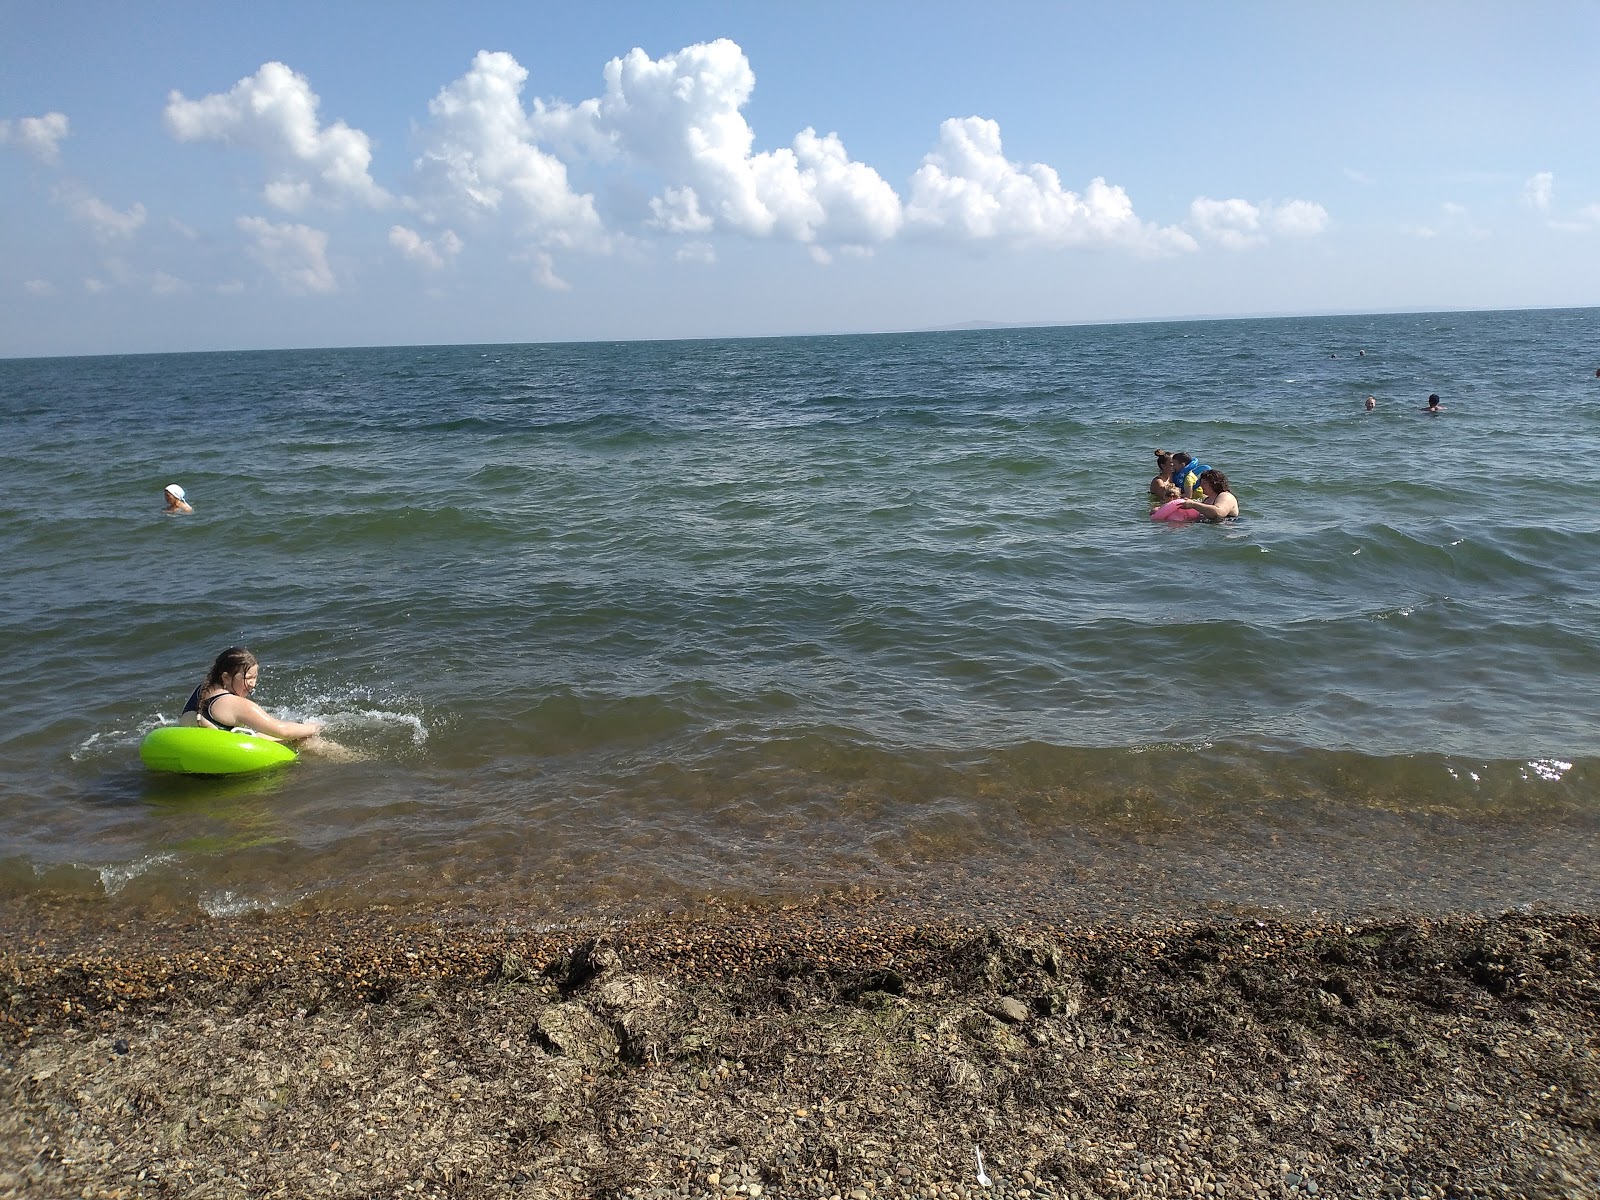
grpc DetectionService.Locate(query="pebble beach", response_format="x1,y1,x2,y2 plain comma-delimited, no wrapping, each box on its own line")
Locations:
4,894,1598,1199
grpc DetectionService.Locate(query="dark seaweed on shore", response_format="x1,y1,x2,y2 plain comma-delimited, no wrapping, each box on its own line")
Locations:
3,900,1599,1199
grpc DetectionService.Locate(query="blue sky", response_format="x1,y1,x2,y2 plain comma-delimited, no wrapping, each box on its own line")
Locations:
4,1,1598,356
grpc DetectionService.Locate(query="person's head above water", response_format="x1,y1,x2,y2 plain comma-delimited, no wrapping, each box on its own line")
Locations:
1426,393,1441,408
1365,395,1376,411
1197,468,1230,495
204,646,259,694
164,484,184,501
1171,452,1193,469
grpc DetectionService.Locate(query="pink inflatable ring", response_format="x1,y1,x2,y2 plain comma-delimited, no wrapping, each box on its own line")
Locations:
1151,498,1200,522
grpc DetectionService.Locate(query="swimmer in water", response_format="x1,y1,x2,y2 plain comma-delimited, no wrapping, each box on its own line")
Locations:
1422,393,1446,413
1150,449,1181,500
1365,395,1376,411
163,484,193,514
179,647,322,742
1179,469,1239,521
1170,452,1212,499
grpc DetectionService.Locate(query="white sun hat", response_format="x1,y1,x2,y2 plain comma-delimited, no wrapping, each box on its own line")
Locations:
164,484,185,499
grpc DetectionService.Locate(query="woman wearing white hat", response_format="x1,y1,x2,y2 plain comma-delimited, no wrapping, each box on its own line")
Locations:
163,484,193,514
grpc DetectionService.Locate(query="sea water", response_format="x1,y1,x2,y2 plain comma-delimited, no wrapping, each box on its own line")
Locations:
2,309,1598,922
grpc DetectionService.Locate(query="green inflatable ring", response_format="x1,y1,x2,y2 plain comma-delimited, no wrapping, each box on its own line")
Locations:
139,725,298,775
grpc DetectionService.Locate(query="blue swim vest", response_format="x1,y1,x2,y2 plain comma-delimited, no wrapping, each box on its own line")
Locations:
1176,460,1211,498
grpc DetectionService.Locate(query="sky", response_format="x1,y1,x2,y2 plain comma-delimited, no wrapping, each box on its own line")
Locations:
4,1,1600,357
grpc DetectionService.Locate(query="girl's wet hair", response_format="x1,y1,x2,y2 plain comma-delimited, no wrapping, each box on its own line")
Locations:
1198,468,1230,493
204,646,258,689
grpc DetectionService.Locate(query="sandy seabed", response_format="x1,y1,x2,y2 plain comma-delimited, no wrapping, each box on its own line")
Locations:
2,893,1598,1200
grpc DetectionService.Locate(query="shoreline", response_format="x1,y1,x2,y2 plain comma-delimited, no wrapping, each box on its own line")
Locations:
4,895,1599,1198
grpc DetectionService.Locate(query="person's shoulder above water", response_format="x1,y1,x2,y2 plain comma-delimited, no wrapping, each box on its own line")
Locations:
178,645,321,743
1150,448,1181,499
163,483,193,514
1179,468,1239,521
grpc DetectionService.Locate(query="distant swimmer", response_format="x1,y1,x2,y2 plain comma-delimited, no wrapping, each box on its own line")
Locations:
1365,395,1377,411
1150,449,1181,500
1422,393,1446,413
1178,469,1240,521
163,483,193,514
180,647,322,743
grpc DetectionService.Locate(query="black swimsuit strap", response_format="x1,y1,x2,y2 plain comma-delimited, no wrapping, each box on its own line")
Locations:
200,691,239,732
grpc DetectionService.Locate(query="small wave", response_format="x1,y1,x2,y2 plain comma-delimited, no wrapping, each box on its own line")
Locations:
316,707,430,746
92,852,179,896
1371,606,1415,620
200,889,282,918
71,714,166,761
1129,740,1215,754
1524,759,1573,782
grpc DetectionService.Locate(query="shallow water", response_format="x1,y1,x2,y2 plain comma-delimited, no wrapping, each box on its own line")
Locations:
2,310,1598,920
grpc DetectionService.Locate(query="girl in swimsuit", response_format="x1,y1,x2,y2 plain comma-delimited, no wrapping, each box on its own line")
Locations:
1150,450,1181,500
179,646,323,743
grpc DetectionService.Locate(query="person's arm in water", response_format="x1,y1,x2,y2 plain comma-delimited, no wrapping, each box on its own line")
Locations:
213,696,322,741
1181,494,1238,520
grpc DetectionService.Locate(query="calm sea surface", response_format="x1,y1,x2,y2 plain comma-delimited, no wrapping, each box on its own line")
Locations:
3,310,1599,923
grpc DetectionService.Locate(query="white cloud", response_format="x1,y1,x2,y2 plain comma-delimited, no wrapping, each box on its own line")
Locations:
1523,171,1554,212
416,39,1281,268
216,280,247,295
528,250,570,291
1410,201,1488,241
414,51,606,249
84,278,109,294
906,117,1192,255
650,186,714,234
0,112,70,164
674,241,715,264
1343,167,1375,185
1265,199,1330,237
52,182,147,241
150,271,188,295
165,62,389,211
390,224,462,269
23,279,55,296
1546,202,1600,234
543,39,903,249
1187,197,1265,249
237,215,336,292
1188,196,1329,249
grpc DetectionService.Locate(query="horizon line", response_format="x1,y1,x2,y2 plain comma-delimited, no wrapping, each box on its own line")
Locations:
4,301,1596,363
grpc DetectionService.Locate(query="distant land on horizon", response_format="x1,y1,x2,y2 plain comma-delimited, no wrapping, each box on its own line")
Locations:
916,301,1600,337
